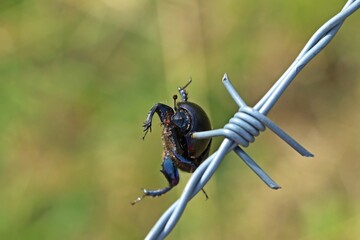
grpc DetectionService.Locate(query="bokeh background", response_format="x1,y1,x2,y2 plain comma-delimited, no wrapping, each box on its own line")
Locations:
1,0,360,239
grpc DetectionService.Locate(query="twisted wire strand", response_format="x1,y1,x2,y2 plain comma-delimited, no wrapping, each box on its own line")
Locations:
145,1,360,239
256,0,360,114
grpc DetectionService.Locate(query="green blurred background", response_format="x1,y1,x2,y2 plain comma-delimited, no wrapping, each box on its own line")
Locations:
1,0,360,239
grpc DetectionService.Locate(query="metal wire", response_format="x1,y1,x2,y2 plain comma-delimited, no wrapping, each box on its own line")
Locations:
145,1,360,239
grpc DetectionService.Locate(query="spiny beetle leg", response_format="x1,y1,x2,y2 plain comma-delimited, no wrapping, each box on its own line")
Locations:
142,103,174,139
172,151,209,199
172,151,197,172
131,156,179,205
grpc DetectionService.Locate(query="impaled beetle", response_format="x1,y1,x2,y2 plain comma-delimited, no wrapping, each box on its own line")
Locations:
131,79,212,205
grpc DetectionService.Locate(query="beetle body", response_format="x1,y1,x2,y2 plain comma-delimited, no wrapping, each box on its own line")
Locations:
131,80,211,204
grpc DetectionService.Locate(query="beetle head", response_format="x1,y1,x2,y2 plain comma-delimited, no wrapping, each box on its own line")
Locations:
172,109,190,133
172,94,190,132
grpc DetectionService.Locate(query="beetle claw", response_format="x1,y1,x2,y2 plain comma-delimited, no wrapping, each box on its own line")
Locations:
201,188,209,200
130,196,144,205
142,122,152,139
131,189,148,205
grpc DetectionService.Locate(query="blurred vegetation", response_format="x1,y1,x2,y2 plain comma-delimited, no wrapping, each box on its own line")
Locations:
0,0,360,239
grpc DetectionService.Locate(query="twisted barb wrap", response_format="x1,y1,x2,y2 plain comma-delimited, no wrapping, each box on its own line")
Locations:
145,1,360,239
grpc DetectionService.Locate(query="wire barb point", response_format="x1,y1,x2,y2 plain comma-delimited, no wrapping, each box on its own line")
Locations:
222,73,229,82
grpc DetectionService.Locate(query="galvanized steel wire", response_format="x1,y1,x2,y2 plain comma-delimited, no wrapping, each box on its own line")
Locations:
145,1,360,239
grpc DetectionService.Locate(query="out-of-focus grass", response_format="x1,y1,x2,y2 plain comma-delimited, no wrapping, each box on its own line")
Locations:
0,0,359,239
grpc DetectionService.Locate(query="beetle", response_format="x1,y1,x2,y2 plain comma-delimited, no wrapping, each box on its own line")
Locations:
131,79,212,205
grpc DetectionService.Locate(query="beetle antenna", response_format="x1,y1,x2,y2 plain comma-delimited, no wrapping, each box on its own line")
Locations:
173,95,178,110
178,77,192,102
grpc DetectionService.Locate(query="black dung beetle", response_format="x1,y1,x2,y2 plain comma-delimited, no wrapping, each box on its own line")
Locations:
131,79,212,205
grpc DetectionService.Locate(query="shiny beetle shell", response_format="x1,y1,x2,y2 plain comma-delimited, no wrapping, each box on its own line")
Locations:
176,101,211,158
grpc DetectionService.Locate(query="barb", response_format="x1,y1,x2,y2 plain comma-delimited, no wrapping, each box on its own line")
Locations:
145,1,360,239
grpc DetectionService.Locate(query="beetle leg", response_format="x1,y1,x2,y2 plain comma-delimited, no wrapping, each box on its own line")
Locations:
142,103,174,139
172,151,198,172
193,139,212,167
178,78,192,102
201,188,209,200
131,156,179,205
173,148,210,200
160,155,180,188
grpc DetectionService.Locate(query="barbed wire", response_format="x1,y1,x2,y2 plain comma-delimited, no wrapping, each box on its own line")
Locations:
145,1,360,239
